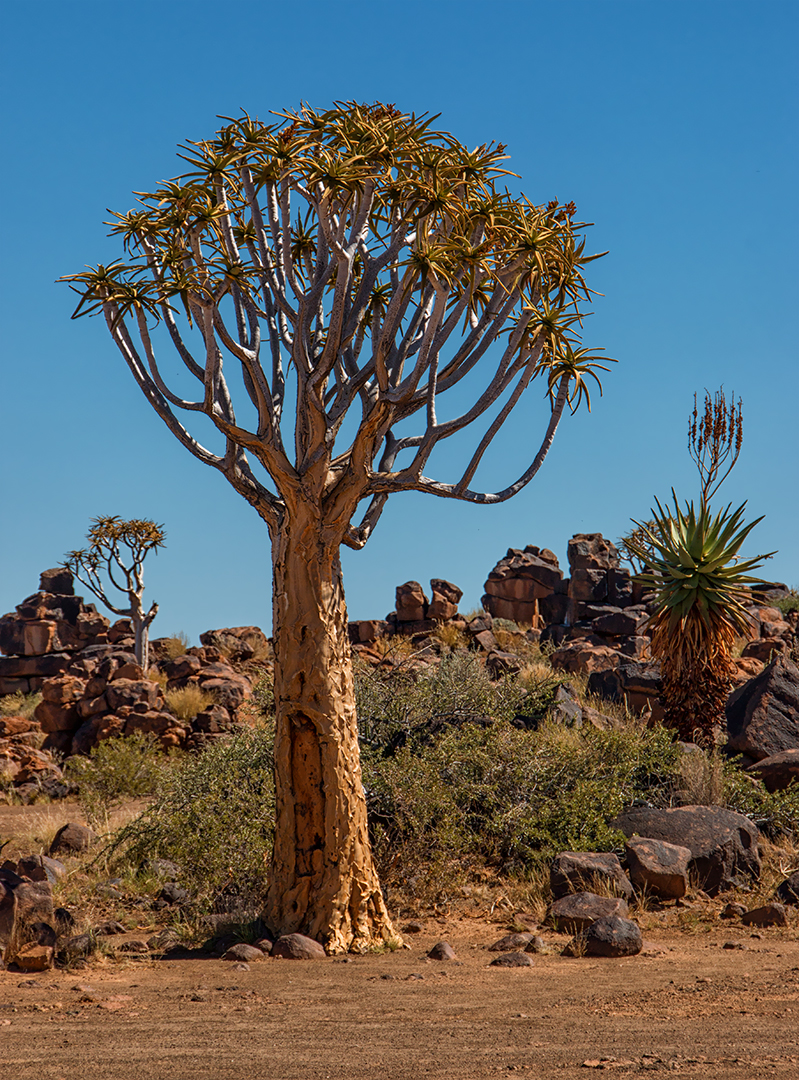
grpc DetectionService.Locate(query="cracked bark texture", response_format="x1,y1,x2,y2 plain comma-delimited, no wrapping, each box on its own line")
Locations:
265,502,395,953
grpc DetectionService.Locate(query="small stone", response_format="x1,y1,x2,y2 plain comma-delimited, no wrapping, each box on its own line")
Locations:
427,941,456,961
487,933,535,952
721,902,748,920
523,936,549,955
159,882,189,905
723,941,748,950
489,952,535,968
271,933,326,960
223,943,266,962
94,920,126,936
117,939,149,953
401,921,424,934
573,916,643,958
49,823,97,855
60,933,97,959
14,944,54,972
741,903,788,928
231,962,250,971
253,938,273,955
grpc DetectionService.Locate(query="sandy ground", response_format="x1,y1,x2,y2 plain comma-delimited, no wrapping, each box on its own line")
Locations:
3,802,799,1079
3,918,799,1080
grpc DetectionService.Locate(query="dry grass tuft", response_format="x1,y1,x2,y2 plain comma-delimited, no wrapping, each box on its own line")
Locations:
164,684,216,720
0,690,42,718
160,632,191,661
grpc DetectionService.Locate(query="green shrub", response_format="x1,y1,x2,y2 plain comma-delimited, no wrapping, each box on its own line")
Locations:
772,589,799,617
355,650,558,757
64,732,171,828
110,724,275,912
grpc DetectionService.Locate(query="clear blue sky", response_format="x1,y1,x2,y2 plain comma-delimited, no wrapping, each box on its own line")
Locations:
1,1,796,643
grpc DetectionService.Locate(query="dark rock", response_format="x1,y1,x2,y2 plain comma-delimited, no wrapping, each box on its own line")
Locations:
747,749,799,792
271,933,326,959
550,685,583,727
199,626,269,662
60,933,97,959
567,534,621,572
486,651,522,679
742,903,788,927
427,941,457,960
548,892,629,933
39,568,75,596
15,855,66,886
592,609,647,638
775,871,799,905
159,883,189,905
489,951,534,968
726,656,799,761
49,823,97,856
550,852,633,901
721,902,748,919
611,805,761,896
579,915,643,957
117,939,149,953
624,837,691,899
94,920,126,935
401,921,424,934
223,943,267,962
487,933,536,952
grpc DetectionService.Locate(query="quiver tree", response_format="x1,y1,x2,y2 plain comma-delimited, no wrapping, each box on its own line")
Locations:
627,390,772,746
63,516,164,670
62,102,612,952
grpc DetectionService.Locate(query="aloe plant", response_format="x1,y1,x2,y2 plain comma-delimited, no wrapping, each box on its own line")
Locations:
628,493,773,744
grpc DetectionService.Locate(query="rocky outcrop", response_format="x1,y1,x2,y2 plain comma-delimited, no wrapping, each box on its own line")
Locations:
482,546,564,625
0,568,111,695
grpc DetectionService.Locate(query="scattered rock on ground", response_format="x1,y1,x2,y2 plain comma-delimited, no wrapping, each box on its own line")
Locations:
49,823,97,856
548,892,630,933
574,915,643,958
489,951,535,968
427,941,457,961
271,933,326,960
550,851,633,901
487,933,536,952
741,903,788,928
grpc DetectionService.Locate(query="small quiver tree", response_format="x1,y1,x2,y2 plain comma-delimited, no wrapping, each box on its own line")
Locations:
62,102,612,952
63,516,164,670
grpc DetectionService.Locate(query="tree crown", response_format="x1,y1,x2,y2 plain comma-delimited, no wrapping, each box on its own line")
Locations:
62,102,612,546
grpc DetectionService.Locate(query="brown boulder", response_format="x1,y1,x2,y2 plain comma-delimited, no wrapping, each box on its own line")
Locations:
624,837,691,899
550,852,633,901
429,579,463,621
612,805,761,896
271,933,326,959
396,582,428,623
548,892,629,933
567,534,621,571
105,678,163,713
748,749,799,792
49,823,97,855
726,656,799,761
550,642,621,676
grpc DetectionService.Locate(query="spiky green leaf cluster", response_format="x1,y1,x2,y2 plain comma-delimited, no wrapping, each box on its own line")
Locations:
629,492,773,639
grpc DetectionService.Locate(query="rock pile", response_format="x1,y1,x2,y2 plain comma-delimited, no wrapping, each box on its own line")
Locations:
0,568,111,696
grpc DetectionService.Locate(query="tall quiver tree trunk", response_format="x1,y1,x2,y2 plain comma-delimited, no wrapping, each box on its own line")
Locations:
264,499,396,954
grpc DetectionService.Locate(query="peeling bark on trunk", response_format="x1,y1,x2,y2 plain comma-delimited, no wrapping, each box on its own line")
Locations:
264,503,397,954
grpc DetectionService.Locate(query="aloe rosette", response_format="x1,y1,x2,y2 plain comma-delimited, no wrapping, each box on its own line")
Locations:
628,492,773,743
